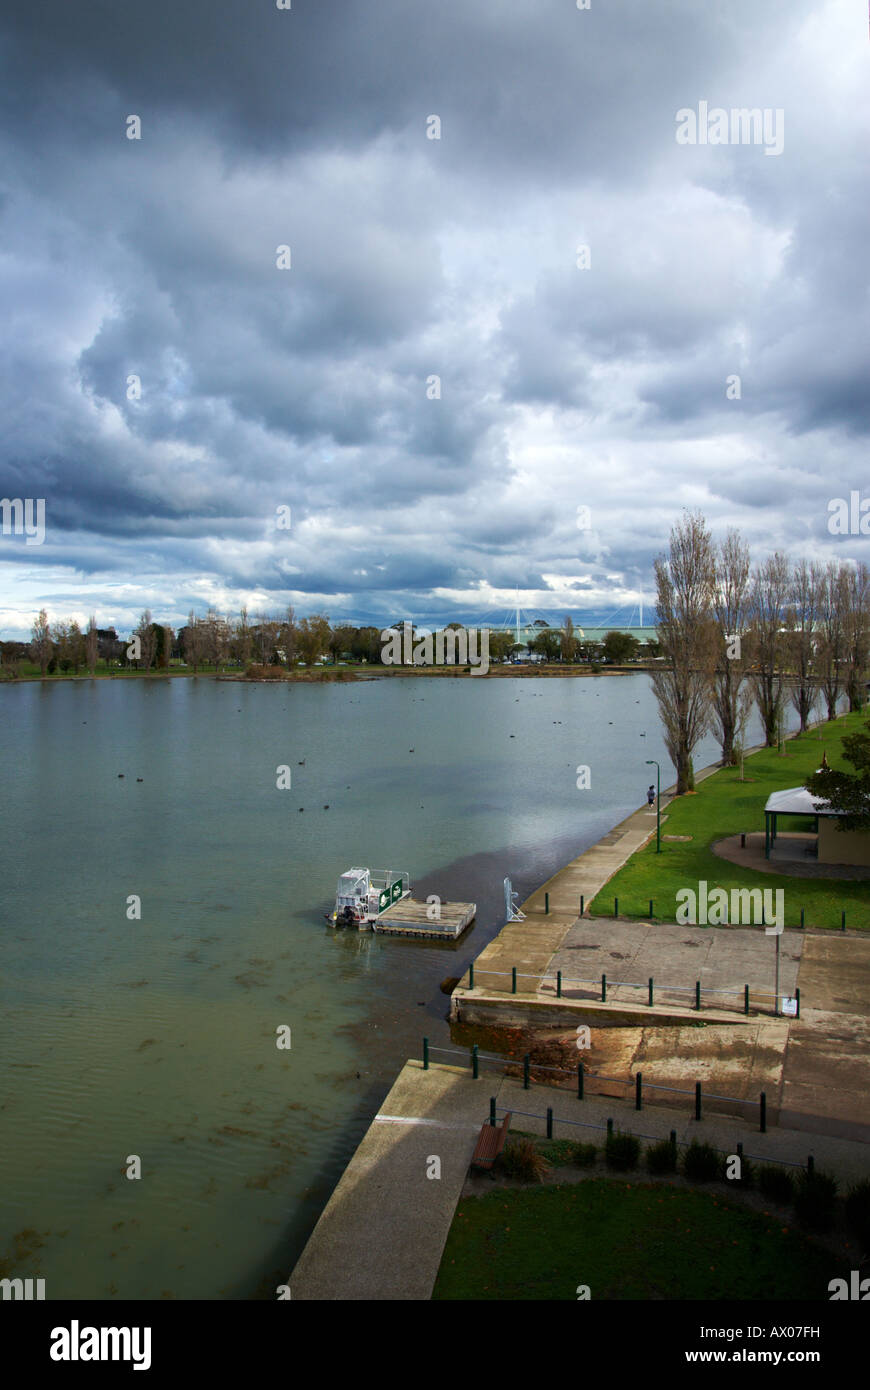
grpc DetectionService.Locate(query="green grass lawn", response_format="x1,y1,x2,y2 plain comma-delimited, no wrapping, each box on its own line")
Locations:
432,1179,844,1300
590,713,870,930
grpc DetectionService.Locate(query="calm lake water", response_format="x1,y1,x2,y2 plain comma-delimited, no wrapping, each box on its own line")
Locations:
0,673,798,1299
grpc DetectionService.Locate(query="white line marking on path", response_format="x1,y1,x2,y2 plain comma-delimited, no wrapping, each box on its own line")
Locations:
374,1115,480,1130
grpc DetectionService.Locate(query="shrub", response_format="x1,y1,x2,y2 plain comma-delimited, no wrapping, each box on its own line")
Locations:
244,663,286,680
646,1138,677,1175
794,1171,838,1233
605,1130,640,1172
758,1165,795,1204
571,1142,598,1168
498,1138,550,1183
844,1181,870,1252
682,1140,720,1182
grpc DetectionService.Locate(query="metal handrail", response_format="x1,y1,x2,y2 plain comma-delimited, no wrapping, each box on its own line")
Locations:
490,1105,810,1168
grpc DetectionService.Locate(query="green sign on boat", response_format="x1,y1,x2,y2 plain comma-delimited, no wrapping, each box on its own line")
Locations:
379,879,404,912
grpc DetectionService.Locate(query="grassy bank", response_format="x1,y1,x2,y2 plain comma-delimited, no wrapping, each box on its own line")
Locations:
589,712,870,931
433,1178,843,1300
0,660,655,683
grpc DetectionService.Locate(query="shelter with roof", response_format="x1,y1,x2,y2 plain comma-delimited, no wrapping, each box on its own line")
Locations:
764,787,870,867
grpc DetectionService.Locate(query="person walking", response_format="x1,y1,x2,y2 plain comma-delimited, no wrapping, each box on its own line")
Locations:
647,784,656,808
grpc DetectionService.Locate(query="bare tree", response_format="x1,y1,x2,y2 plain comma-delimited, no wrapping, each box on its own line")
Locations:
68,620,85,674
843,561,870,712
135,610,157,673
784,560,821,733
86,616,98,675
182,610,205,672
561,616,576,663
233,607,253,668
254,611,281,664
30,609,53,677
711,530,752,765
817,561,847,721
201,608,231,669
650,512,717,793
747,553,790,746
280,604,297,666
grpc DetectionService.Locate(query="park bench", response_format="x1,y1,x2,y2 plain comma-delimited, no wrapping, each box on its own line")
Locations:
470,1111,512,1173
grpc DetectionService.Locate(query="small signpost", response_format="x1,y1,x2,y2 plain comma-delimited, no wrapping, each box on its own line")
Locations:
781,996,798,1017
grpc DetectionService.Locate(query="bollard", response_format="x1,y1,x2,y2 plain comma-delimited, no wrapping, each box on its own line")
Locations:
796,987,801,1019
695,980,701,1011
800,908,805,931
472,1044,479,1080
760,1091,767,1133
635,1072,642,1111
511,966,517,995
545,892,549,915
807,1155,814,1176
546,1106,553,1139
648,977,654,1007
841,910,846,932
601,973,607,1003
695,1081,702,1122
614,897,618,918
648,899,654,919
744,984,749,1016
523,1054,530,1091
580,894,585,917
740,832,746,848
469,961,474,989
490,1096,496,1127
577,1061,584,1100
557,970,562,999
607,1118,614,1138
423,1036,429,1070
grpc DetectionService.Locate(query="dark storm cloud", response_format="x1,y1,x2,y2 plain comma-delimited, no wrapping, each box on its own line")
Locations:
0,1,782,172
0,0,866,641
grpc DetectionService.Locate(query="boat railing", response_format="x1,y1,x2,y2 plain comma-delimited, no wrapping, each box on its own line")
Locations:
369,868,410,893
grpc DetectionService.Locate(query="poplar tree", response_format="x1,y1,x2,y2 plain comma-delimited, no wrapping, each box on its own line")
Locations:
30,608,53,677
650,511,717,793
711,530,752,764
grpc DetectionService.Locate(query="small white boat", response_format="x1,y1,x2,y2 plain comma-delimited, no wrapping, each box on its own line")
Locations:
328,867,411,929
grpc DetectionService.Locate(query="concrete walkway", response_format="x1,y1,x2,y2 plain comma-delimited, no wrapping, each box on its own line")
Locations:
289,1062,484,1300
289,1059,870,1300
456,754,729,994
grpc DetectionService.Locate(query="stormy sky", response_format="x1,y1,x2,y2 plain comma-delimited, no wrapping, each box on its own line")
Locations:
0,0,868,640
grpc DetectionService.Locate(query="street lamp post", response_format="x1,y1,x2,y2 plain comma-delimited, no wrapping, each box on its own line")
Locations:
646,759,661,853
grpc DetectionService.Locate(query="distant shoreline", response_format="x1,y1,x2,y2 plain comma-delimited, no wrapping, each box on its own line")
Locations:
2,664,652,686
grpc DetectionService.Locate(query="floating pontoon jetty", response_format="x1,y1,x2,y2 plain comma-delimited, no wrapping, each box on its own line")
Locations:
375,899,476,940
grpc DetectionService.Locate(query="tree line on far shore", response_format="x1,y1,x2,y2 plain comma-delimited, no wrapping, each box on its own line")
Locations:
2,607,657,678
653,512,869,794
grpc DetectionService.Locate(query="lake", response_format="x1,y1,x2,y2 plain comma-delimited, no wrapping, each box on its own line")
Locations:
0,672,799,1298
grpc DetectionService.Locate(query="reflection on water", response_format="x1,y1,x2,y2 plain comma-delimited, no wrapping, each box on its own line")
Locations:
0,674,790,1297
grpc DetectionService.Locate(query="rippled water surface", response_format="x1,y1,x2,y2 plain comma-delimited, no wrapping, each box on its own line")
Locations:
0,673,789,1298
